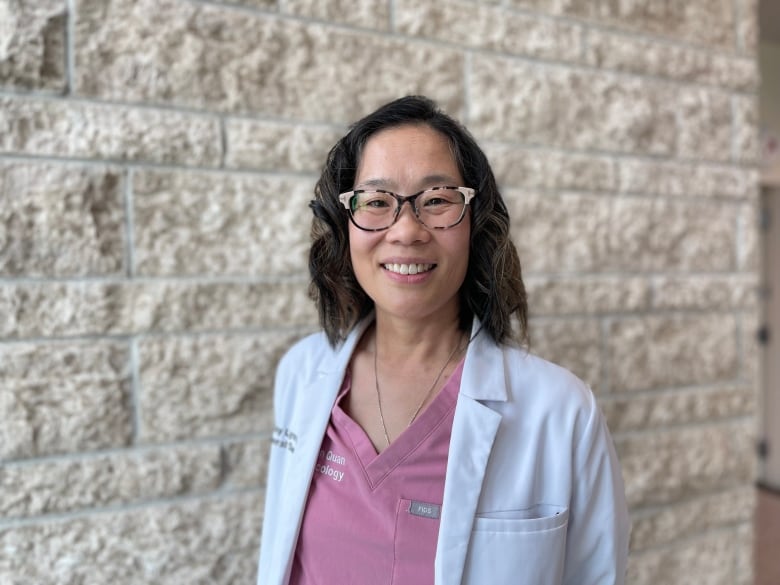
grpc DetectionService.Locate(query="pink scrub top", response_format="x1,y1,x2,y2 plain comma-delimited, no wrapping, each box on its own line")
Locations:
289,360,464,585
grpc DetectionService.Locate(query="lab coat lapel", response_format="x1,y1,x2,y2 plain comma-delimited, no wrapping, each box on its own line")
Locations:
435,321,508,585
274,321,370,585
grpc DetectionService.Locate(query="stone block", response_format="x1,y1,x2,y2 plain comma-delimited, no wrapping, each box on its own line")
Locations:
0,341,132,460
395,0,582,61
735,521,754,585
224,118,343,173
138,330,303,442
585,29,759,91
471,60,678,155
675,88,732,161
737,200,760,272
484,145,617,192
737,0,759,55
527,317,601,388
617,158,759,199
284,0,390,29
125,280,318,333
508,0,736,49
526,275,649,316
0,0,66,90
0,280,316,339
607,314,739,393
616,420,753,508
0,445,221,518
0,493,263,584
507,191,738,274
0,162,125,277
652,274,759,311
733,94,760,163
627,530,736,585
74,0,463,122
601,385,755,434
133,170,312,277
222,438,270,489
739,310,760,389
0,97,221,165
629,486,755,551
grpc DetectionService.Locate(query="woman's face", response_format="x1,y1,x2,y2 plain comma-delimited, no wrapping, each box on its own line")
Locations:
348,123,471,326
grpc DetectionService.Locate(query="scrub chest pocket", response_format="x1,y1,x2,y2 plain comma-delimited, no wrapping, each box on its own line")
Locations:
462,504,569,585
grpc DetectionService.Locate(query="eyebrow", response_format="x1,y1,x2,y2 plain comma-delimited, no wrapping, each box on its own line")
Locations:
355,174,461,190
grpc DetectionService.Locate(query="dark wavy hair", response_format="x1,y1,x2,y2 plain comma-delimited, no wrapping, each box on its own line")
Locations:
309,95,528,347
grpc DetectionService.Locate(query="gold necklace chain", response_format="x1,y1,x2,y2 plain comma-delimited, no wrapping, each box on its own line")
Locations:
373,334,465,447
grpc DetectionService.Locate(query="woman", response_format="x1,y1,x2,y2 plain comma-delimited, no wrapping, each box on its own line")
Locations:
258,96,630,585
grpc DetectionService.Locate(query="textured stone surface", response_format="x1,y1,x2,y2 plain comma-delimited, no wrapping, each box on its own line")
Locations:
0,97,221,165
222,438,270,489
735,521,754,585
470,60,678,155
526,276,649,316
733,94,760,163
0,162,125,277
508,192,738,274
133,171,312,276
74,0,463,121
627,530,737,585
607,315,739,393
629,486,755,551
138,331,304,442
737,0,759,55
508,0,736,48
616,420,753,507
675,88,732,161
616,158,758,199
395,0,582,61
0,445,221,518
586,29,759,91
0,493,263,585
652,275,759,311
485,146,617,192
737,201,760,272
0,280,315,339
602,385,755,433
224,119,343,172
0,341,132,460
0,0,66,90
284,0,390,29
527,318,601,387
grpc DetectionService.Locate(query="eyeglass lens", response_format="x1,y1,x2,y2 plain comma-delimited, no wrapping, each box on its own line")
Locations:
349,188,467,230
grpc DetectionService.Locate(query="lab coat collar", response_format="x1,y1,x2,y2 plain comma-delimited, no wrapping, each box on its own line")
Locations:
459,317,509,402
321,315,511,405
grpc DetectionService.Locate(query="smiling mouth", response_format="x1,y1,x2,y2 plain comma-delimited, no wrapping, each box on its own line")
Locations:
382,263,434,275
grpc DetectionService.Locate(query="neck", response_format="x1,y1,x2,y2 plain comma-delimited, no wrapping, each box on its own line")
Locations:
372,311,465,365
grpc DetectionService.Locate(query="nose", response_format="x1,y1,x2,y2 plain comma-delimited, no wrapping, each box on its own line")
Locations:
388,200,429,243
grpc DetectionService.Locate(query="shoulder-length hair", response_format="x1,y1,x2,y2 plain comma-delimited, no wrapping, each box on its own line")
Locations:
308,95,528,347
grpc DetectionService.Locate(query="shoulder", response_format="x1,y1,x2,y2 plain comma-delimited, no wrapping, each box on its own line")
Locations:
502,344,593,407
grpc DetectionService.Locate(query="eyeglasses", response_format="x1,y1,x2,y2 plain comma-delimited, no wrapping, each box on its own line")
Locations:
338,186,476,231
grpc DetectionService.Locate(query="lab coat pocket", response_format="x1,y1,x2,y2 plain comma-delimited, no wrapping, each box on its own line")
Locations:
392,498,441,585
463,504,569,585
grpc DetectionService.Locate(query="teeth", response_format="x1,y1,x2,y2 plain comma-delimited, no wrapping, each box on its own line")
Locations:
383,263,433,275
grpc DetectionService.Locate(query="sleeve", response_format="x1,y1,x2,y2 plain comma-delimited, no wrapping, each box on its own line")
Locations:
562,391,631,585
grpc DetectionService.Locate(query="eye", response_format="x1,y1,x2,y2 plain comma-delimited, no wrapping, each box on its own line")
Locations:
354,191,394,213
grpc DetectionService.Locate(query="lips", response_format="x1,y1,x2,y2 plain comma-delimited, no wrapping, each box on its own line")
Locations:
382,263,434,275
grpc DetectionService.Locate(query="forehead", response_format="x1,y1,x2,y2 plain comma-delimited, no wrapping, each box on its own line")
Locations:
355,124,461,187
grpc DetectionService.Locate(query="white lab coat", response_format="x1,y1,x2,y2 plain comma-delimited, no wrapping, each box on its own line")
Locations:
257,317,630,585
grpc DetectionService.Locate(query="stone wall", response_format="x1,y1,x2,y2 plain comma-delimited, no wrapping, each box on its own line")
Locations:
0,0,760,583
